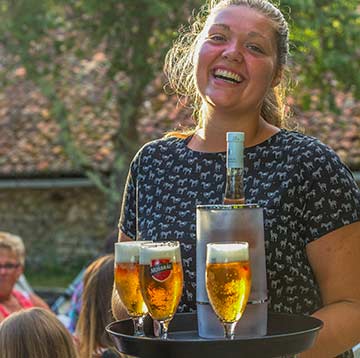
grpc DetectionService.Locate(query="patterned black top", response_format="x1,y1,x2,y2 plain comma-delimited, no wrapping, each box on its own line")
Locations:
119,130,359,357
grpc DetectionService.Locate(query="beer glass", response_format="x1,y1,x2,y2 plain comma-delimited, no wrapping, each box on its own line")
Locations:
206,242,251,339
139,241,183,339
114,241,151,336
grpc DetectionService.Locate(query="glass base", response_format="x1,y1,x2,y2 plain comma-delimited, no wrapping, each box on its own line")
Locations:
223,321,237,339
132,315,146,337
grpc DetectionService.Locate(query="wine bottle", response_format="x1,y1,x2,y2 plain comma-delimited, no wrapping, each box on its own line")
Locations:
223,132,245,204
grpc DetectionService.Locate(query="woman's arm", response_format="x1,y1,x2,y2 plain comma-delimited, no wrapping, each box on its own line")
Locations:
29,292,50,310
300,221,360,357
111,231,133,321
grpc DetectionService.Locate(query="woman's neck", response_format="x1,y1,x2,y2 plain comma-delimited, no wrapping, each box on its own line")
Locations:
0,293,20,313
188,108,279,152
0,293,12,303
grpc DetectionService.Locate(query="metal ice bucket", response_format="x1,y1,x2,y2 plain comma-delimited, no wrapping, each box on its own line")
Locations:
196,204,268,338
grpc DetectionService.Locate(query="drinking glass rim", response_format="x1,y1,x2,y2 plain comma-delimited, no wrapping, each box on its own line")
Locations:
206,242,249,263
114,240,153,263
139,241,181,264
207,241,249,247
114,240,153,247
140,241,180,248
197,204,260,210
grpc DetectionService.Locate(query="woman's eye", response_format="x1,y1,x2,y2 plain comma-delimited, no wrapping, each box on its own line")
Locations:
247,44,264,54
209,34,226,42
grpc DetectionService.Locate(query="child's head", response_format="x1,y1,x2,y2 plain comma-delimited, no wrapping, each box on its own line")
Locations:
0,307,78,358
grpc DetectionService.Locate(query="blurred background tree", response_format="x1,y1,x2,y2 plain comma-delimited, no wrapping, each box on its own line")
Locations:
283,0,360,111
0,0,359,225
0,0,201,224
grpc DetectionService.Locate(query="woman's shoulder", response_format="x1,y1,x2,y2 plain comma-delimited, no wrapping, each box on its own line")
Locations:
12,289,31,302
138,135,187,154
28,292,50,309
279,130,357,189
278,129,325,148
277,130,342,160
131,136,188,166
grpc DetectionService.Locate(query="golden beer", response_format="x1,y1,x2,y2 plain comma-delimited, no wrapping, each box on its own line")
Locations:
114,241,152,337
206,242,251,334
115,262,147,317
206,260,251,323
140,261,183,320
139,241,183,332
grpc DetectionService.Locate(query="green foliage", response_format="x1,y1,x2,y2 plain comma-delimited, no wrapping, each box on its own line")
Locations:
27,271,76,289
1,0,60,75
280,0,360,110
27,263,85,288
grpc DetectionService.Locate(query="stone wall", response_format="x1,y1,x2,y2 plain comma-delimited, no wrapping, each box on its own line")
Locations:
0,185,120,273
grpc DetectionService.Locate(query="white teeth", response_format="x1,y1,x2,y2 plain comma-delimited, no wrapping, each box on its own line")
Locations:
214,69,242,83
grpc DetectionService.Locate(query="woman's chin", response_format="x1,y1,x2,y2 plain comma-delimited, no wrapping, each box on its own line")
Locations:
204,95,240,111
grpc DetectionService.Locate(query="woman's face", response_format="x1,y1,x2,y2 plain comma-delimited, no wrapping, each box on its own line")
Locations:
0,248,22,299
194,5,281,115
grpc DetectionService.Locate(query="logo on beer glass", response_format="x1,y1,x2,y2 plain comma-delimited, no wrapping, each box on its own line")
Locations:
150,259,173,282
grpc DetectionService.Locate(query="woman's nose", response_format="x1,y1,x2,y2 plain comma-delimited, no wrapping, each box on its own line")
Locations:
222,42,243,62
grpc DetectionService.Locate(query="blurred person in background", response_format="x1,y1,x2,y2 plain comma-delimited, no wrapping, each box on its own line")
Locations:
0,231,49,322
58,229,119,333
0,307,78,358
76,254,121,358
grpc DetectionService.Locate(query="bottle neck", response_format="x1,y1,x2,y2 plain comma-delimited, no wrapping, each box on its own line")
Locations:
224,139,245,204
224,168,245,204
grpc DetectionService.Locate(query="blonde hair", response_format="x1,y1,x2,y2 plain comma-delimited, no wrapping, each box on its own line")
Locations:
0,232,25,265
76,255,118,358
164,0,290,136
0,307,78,358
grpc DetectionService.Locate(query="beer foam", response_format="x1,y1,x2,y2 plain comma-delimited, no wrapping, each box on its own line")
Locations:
207,242,249,263
139,242,181,264
115,241,151,263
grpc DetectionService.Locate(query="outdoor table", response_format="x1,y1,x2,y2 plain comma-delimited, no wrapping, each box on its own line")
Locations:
106,312,323,358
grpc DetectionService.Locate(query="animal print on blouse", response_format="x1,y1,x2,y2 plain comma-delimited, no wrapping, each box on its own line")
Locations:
119,130,359,358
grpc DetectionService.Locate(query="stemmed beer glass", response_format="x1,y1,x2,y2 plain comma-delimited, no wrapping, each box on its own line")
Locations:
114,241,151,336
206,242,251,339
139,241,184,339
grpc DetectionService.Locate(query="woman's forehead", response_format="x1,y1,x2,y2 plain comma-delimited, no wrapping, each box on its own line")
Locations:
0,248,19,262
203,5,277,48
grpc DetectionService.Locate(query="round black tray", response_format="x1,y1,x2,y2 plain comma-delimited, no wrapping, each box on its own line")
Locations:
106,312,322,358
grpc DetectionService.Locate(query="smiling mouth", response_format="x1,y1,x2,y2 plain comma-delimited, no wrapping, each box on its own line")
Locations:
213,69,243,84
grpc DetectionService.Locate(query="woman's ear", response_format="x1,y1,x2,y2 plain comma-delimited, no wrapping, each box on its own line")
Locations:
271,66,283,88
16,265,24,280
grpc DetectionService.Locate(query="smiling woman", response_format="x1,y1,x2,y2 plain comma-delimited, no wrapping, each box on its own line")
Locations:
112,1,360,358
164,0,290,136
0,232,50,322
194,6,282,126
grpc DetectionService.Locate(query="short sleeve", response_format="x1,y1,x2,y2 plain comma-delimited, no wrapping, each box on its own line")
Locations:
118,153,140,240
67,280,83,333
301,141,360,244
